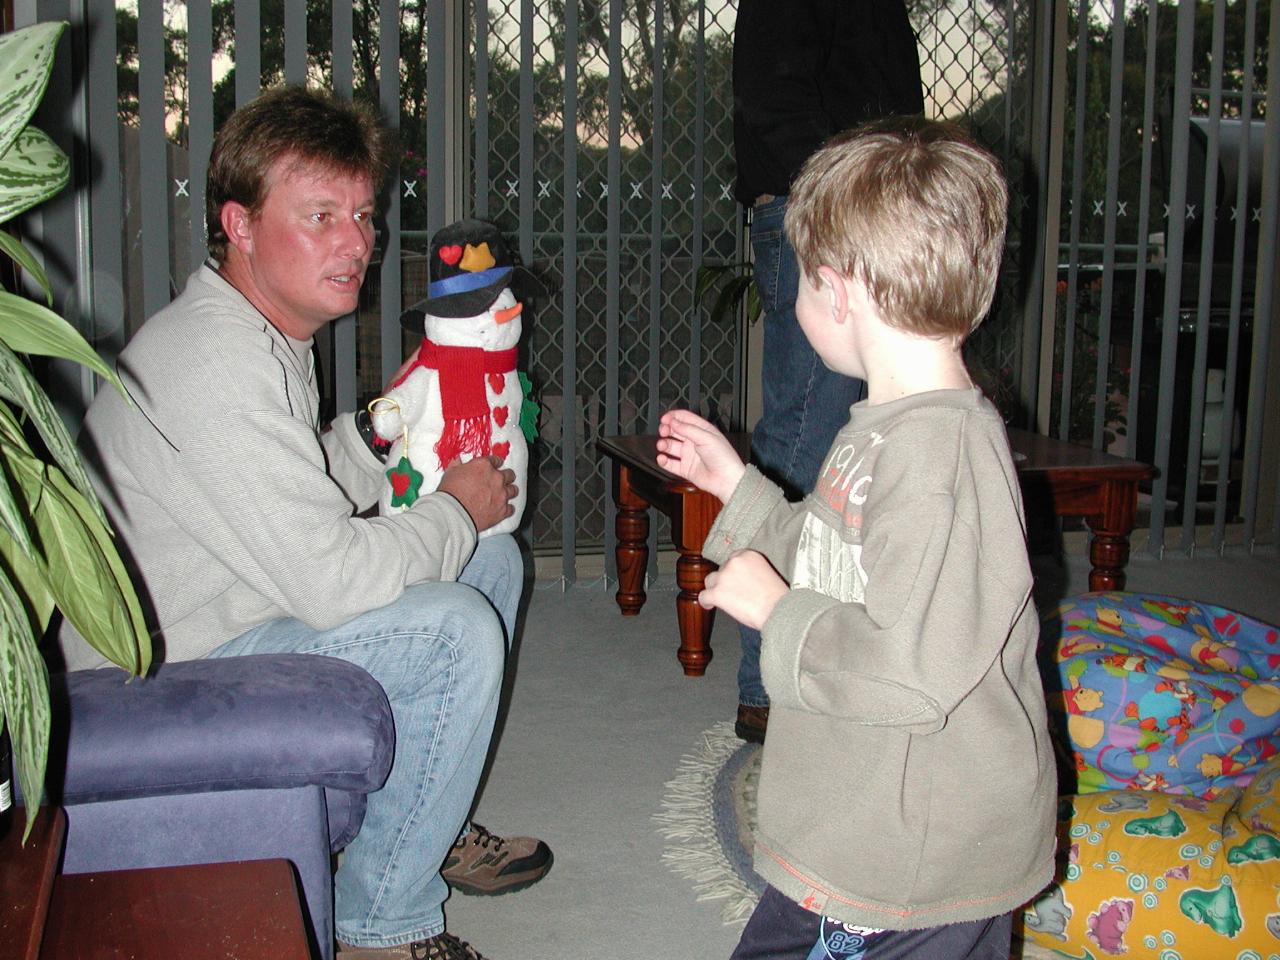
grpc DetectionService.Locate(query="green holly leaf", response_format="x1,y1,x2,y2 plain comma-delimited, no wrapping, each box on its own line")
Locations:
518,372,539,441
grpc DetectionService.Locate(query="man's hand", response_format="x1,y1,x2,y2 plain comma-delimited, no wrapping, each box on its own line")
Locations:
698,550,787,631
655,409,746,503
438,455,517,531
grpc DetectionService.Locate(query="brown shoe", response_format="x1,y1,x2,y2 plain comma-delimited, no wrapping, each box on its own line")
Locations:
337,932,486,959
441,822,553,895
735,704,769,744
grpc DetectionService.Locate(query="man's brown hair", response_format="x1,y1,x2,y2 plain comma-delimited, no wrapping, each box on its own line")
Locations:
785,117,1007,340
206,86,395,261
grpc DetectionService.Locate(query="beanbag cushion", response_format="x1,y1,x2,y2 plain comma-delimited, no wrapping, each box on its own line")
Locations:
1022,754,1280,958
1041,592,1280,798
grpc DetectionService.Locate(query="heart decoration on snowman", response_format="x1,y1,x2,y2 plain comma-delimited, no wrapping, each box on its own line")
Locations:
369,219,540,537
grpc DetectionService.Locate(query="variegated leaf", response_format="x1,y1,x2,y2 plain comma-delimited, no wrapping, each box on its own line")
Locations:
0,404,37,554
0,444,57,637
0,230,52,306
0,341,107,525
0,570,51,842
0,290,122,391
0,126,70,226
0,21,64,161
0,520,55,643
7,451,149,675
46,467,150,676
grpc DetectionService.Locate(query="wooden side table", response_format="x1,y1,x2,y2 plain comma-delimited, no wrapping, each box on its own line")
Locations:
0,808,65,960
39,858,313,959
0,804,311,960
1006,427,1156,591
599,429,1154,677
597,433,750,676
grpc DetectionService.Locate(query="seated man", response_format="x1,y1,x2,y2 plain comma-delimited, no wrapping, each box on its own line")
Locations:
59,85,549,960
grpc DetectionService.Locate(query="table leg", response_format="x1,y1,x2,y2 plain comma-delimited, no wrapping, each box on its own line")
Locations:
674,552,714,676
613,462,649,615
670,493,721,677
1085,479,1138,591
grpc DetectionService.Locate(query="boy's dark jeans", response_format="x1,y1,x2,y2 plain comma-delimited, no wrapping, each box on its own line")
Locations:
731,886,1013,960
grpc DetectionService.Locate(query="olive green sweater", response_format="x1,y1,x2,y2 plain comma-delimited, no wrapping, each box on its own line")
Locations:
704,388,1056,930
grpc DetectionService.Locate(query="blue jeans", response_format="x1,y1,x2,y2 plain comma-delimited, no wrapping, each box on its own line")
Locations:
739,197,867,707
208,535,524,948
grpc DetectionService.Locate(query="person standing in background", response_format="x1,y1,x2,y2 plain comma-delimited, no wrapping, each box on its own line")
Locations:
730,0,925,743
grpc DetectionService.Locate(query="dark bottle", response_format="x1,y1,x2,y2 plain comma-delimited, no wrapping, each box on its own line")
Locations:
0,722,13,839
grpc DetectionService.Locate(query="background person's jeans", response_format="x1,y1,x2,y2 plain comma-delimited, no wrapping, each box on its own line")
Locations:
208,534,524,948
738,197,867,707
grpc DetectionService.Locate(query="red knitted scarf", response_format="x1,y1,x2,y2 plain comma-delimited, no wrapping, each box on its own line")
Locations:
390,338,518,469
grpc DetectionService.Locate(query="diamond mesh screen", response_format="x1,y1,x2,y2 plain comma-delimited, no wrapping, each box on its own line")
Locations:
462,0,743,562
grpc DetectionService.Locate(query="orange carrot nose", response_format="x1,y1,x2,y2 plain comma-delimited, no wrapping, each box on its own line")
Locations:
494,303,523,325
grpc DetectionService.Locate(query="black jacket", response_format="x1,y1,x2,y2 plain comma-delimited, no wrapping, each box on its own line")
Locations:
732,0,925,205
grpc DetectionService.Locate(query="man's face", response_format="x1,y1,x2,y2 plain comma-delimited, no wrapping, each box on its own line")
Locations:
233,159,376,340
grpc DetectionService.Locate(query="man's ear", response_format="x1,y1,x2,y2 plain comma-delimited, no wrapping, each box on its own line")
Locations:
816,265,849,323
220,201,255,255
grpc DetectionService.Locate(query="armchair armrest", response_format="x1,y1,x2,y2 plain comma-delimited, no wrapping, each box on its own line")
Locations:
45,654,394,805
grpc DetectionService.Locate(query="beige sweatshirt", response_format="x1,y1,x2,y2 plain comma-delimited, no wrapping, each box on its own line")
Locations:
704,388,1057,930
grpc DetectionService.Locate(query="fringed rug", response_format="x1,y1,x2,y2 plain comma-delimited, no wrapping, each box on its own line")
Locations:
655,721,764,925
654,723,1065,960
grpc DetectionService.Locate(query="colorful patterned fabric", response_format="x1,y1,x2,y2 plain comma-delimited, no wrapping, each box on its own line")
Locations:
1041,592,1280,799
1022,755,1280,958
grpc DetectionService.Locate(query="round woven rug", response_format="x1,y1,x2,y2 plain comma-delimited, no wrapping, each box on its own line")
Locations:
655,721,764,925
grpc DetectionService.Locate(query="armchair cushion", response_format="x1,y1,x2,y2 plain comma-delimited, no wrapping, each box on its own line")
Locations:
46,654,394,805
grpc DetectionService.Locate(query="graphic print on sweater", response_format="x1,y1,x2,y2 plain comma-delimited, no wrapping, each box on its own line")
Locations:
793,432,882,604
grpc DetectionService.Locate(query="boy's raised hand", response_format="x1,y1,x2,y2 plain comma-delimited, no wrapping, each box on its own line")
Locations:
655,409,746,504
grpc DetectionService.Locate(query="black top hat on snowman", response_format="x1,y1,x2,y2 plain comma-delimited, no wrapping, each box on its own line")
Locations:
400,218,543,333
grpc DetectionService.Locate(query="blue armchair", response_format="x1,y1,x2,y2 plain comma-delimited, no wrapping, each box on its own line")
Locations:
34,653,394,960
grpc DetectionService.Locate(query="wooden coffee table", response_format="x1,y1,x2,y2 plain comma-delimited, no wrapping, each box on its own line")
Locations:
599,429,1154,676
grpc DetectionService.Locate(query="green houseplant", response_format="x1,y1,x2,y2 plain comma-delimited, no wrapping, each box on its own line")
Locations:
696,260,763,328
0,20,151,840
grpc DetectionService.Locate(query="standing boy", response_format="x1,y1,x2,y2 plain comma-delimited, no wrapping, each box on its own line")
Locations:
656,118,1056,959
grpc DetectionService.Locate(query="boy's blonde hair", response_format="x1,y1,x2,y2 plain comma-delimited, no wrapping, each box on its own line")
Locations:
785,117,1007,340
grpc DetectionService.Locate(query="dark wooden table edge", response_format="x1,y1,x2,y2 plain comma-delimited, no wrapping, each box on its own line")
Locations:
598,429,1158,670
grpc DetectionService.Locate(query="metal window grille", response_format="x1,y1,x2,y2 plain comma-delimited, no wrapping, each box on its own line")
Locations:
1049,0,1279,557
14,0,1279,580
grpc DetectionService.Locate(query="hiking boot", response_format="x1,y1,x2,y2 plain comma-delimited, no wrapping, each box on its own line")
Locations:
441,822,553,895
735,703,769,744
337,932,486,959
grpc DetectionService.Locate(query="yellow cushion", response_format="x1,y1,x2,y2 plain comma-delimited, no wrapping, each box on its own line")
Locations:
1022,756,1280,958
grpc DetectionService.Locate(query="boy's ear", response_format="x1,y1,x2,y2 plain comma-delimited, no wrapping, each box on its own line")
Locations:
816,265,849,323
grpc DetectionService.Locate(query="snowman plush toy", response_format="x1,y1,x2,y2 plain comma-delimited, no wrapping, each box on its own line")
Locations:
369,219,540,536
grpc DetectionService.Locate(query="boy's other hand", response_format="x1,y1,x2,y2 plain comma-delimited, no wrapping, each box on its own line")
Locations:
439,455,518,531
698,549,786,631
655,409,746,503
